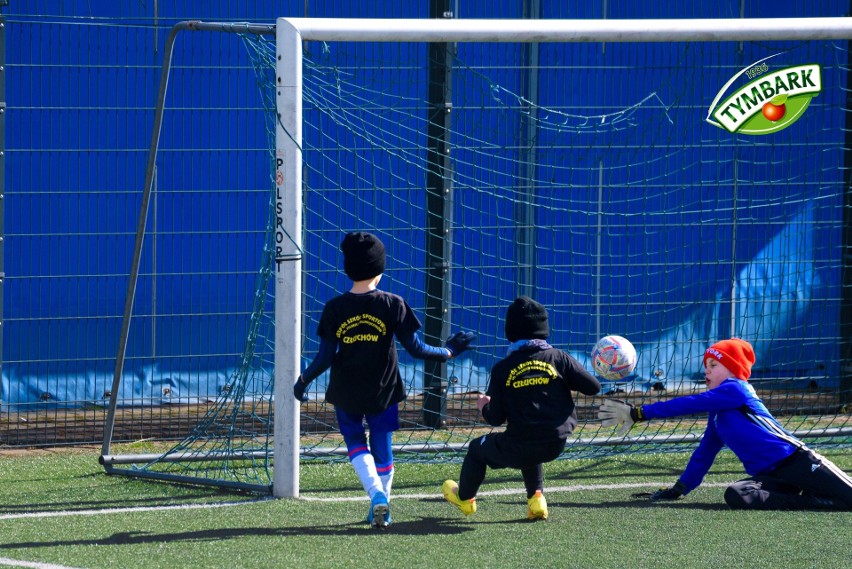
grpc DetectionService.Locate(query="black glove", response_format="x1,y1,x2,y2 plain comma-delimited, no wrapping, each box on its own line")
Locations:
650,481,687,501
293,375,310,402
445,331,477,357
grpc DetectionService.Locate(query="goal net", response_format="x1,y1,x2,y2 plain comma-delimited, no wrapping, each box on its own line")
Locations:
101,18,852,497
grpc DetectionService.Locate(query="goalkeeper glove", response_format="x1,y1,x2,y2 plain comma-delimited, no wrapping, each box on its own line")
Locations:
293,375,310,402
598,399,645,436
445,331,477,358
650,481,687,501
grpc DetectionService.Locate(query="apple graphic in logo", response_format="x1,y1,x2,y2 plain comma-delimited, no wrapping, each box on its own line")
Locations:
762,94,788,122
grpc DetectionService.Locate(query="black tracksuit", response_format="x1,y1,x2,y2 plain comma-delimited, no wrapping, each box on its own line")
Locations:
457,340,601,500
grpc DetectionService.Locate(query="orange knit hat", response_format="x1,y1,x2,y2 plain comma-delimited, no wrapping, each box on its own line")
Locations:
703,338,755,380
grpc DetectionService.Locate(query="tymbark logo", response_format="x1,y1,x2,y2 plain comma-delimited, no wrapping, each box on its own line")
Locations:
707,55,822,135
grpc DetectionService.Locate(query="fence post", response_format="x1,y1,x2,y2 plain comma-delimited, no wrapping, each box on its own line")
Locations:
0,5,6,398
423,0,455,428
841,17,852,407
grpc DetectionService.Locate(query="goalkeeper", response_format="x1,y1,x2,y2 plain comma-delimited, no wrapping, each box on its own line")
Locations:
294,232,476,529
599,338,852,510
442,296,601,520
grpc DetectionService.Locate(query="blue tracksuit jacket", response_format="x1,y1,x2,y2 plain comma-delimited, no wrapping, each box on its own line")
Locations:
641,379,802,494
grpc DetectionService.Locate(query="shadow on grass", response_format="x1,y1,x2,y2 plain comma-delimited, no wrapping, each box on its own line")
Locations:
547,498,731,510
0,517,475,549
0,491,250,515
478,493,730,513
7,471,103,483
1,472,259,515
547,457,744,482
0,493,250,516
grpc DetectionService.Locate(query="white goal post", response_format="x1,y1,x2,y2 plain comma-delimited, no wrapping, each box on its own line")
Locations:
273,16,852,498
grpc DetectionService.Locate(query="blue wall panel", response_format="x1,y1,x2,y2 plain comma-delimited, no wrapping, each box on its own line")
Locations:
2,1,850,407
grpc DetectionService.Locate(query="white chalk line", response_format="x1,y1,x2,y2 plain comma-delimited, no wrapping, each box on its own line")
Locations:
0,557,86,569
0,481,738,569
0,482,733,569
1,481,734,520
299,481,732,502
0,499,271,521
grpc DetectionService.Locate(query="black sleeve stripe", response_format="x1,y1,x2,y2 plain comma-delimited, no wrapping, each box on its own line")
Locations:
813,453,852,488
737,404,807,450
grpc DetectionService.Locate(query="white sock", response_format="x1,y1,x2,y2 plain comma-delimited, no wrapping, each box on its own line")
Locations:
380,470,394,500
350,453,384,499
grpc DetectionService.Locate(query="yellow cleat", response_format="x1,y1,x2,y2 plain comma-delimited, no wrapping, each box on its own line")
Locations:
527,490,548,520
442,480,477,516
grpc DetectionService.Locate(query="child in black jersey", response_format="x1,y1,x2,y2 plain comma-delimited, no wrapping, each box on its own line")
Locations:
442,296,601,520
294,231,475,529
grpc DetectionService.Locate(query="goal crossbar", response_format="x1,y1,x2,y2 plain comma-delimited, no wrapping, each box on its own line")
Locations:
280,17,852,43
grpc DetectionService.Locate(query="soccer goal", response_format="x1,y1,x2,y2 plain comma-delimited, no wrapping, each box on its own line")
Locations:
101,17,852,499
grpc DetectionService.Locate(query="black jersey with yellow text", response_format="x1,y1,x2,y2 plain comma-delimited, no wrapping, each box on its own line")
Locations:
483,345,600,442
318,290,421,414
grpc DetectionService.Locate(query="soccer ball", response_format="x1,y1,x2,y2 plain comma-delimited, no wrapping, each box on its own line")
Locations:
591,335,637,381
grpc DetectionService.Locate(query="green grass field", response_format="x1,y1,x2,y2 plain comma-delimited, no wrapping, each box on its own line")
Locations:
1,445,850,569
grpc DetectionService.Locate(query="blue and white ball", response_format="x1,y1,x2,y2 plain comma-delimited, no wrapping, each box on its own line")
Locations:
591,335,637,381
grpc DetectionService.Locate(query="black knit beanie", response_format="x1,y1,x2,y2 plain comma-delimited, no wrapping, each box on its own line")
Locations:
341,231,386,281
505,296,549,342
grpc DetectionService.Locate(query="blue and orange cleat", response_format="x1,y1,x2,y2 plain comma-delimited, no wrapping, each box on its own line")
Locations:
368,491,390,529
